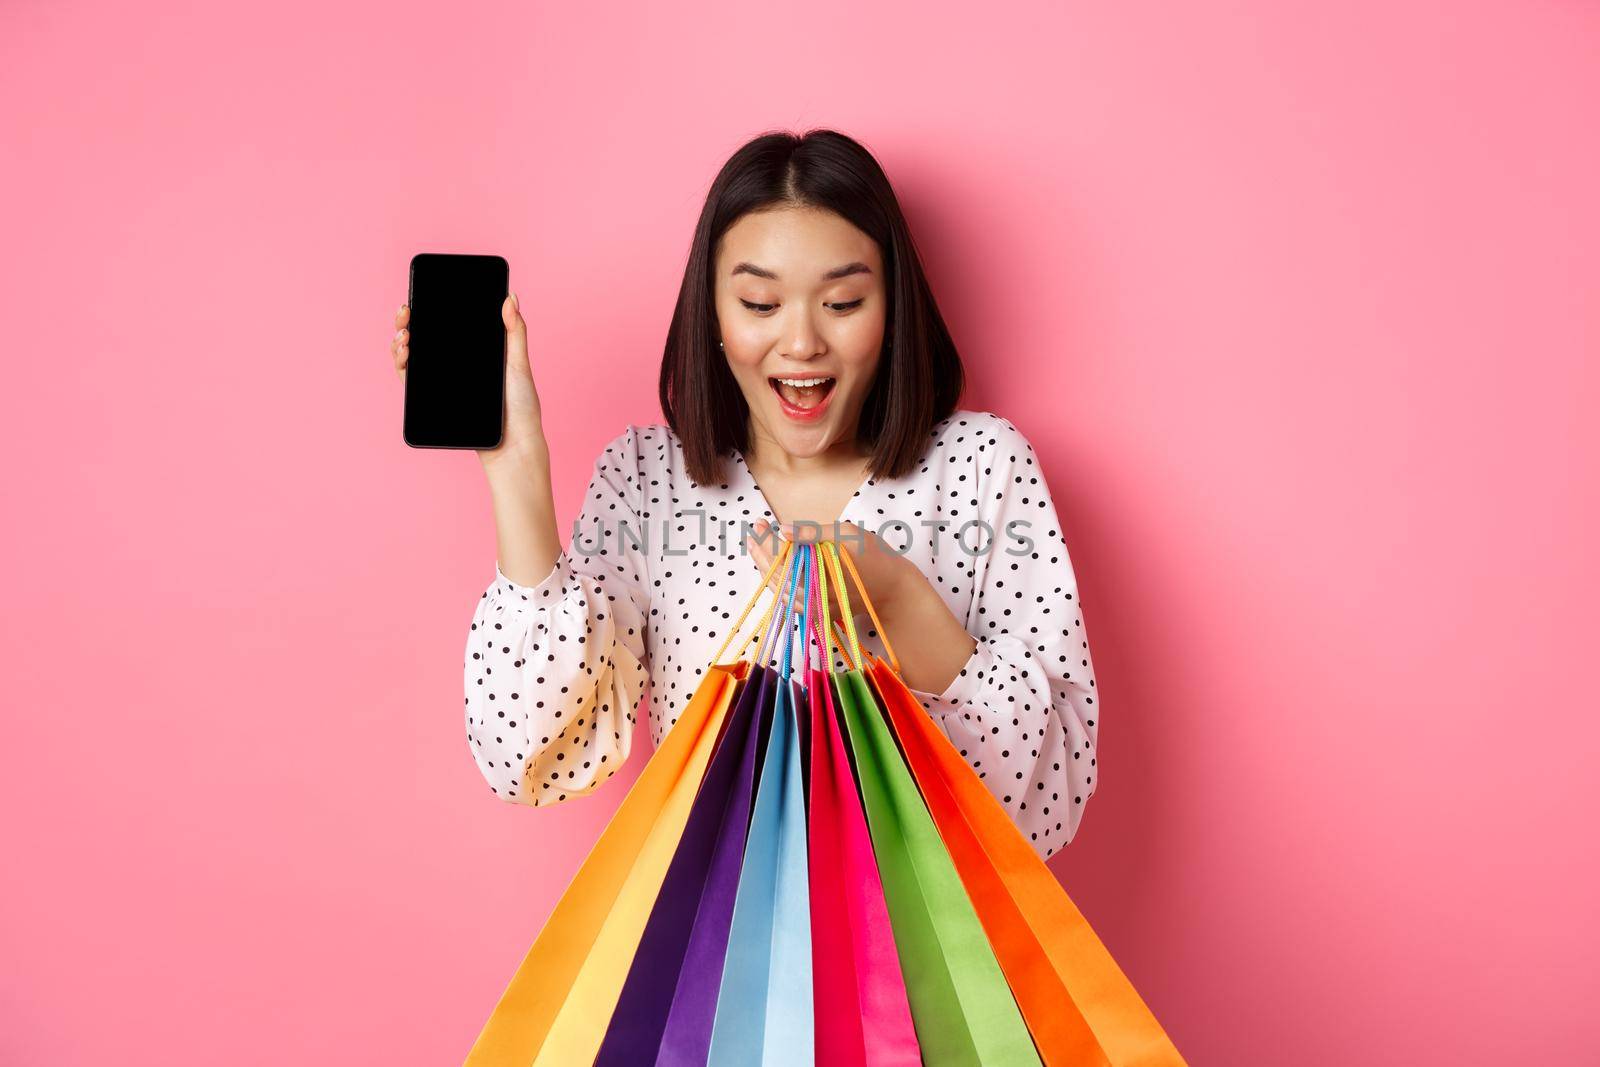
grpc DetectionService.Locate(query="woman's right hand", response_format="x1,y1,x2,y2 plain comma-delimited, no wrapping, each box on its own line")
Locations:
391,294,550,475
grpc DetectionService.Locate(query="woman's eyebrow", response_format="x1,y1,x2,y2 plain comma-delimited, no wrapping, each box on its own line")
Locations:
730,261,874,281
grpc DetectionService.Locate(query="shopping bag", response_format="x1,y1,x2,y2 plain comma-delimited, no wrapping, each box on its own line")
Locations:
866,649,1184,1066
830,541,1188,1067
463,658,746,1065
815,542,1041,1067
650,542,805,1066
706,545,815,1066
800,545,922,1067
593,662,775,1065
464,542,794,1066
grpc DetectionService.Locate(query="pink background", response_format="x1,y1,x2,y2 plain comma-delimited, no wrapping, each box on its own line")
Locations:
3,2,1595,1063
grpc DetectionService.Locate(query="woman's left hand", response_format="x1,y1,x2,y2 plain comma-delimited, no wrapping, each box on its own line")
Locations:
743,519,921,635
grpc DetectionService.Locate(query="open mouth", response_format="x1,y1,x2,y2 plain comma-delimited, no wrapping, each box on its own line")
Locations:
768,375,837,415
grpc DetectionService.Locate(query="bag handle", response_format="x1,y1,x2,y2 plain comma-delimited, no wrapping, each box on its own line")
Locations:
756,540,807,666
814,551,871,674
717,536,903,677
768,543,808,677
712,538,796,666
749,538,799,666
818,541,902,676
804,540,854,672
804,542,847,673
787,544,814,680
818,542,863,669
748,538,857,676
754,552,786,667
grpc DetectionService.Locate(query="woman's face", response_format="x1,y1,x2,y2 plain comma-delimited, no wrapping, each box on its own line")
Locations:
714,204,887,461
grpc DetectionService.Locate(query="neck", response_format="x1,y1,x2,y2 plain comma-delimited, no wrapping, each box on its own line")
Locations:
743,421,868,478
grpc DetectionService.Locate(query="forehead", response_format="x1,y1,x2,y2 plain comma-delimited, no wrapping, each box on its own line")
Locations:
715,205,882,278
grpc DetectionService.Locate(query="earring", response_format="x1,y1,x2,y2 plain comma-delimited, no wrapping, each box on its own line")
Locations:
718,341,724,349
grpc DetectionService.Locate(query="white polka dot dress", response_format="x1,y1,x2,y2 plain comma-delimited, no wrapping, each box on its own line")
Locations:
464,408,1100,858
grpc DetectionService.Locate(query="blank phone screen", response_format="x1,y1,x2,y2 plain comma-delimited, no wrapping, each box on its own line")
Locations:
403,253,508,449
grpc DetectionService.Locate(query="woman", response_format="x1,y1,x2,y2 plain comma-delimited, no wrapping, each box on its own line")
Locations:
390,129,1099,858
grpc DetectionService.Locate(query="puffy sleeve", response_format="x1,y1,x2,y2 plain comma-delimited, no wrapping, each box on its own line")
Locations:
906,415,1100,858
463,425,652,806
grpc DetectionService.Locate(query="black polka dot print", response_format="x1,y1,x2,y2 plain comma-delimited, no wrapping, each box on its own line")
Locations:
463,409,1101,858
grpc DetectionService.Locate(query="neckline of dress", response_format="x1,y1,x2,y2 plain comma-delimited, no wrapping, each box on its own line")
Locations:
732,446,876,529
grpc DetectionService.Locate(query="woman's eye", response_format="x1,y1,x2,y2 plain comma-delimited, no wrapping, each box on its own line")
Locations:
740,300,777,314
827,299,865,313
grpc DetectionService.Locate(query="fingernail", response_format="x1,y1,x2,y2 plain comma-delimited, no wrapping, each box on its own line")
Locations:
512,292,520,310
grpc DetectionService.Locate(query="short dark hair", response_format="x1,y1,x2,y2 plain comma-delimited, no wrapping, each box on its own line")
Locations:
659,128,965,488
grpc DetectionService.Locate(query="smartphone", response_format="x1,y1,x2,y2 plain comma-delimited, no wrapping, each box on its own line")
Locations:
402,253,509,449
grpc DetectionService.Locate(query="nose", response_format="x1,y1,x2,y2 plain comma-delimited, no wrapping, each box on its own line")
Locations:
780,307,826,361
